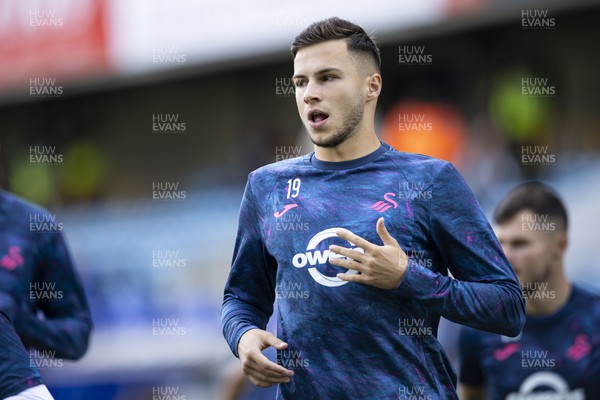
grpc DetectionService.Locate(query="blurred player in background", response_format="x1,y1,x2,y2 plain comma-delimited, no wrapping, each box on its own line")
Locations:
459,182,600,399
222,17,525,399
0,312,54,400
0,190,92,394
0,292,54,399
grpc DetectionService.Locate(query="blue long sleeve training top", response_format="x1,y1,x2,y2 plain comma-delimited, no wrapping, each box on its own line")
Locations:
222,142,525,399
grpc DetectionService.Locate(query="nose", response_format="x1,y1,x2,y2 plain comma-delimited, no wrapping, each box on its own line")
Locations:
303,81,320,104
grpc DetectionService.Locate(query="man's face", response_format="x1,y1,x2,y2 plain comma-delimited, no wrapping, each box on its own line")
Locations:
292,39,371,148
495,210,564,288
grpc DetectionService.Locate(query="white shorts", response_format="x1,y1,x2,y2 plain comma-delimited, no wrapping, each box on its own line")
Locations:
3,385,54,400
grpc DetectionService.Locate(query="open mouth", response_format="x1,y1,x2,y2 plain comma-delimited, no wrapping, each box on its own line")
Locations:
308,110,329,127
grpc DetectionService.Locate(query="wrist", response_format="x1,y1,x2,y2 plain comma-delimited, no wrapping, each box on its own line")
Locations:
237,327,260,357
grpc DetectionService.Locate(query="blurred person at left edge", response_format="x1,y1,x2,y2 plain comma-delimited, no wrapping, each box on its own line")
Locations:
0,189,92,364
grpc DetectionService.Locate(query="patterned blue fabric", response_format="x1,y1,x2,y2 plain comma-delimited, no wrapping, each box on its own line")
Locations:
0,190,92,395
223,143,525,399
0,311,43,398
460,285,600,399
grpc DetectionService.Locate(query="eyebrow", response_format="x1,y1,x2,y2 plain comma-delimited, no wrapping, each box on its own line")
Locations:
292,67,343,80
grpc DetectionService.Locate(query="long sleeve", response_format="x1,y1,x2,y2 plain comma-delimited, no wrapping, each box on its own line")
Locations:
14,230,92,360
221,176,277,357
396,163,525,336
0,312,43,398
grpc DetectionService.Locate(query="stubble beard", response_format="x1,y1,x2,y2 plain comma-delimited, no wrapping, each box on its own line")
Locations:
308,100,364,148
521,263,553,296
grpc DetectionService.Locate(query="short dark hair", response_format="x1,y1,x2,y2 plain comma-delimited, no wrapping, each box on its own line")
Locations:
494,182,568,231
291,17,381,73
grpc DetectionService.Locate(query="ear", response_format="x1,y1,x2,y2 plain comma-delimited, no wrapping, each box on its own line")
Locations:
556,231,568,255
365,73,382,102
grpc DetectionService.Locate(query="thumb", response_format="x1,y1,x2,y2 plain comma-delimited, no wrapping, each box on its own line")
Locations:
262,331,287,349
376,217,397,246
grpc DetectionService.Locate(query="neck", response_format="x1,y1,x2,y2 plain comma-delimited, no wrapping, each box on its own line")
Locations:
313,130,381,162
525,266,571,317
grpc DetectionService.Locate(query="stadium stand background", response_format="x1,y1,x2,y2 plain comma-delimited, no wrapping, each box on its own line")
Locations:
0,0,599,398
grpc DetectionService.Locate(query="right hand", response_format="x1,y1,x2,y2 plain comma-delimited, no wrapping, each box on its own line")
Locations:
237,328,294,387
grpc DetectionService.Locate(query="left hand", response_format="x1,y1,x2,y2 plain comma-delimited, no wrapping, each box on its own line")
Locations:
328,217,408,289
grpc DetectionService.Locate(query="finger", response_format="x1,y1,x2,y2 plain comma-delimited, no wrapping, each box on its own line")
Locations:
247,365,293,383
376,217,399,247
253,380,274,388
262,358,294,376
247,351,293,377
328,253,366,273
335,228,375,252
246,362,292,380
261,332,288,350
243,363,293,386
249,373,290,387
254,375,290,386
328,245,366,263
336,272,366,283
244,367,293,387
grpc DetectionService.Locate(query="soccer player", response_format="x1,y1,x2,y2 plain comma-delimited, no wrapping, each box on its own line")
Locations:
0,190,92,371
1,291,54,399
221,17,525,399
459,182,600,399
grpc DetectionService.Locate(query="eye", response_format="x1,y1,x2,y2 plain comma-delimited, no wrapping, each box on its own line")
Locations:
321,75,335,82
293,79,306,88
512,240,529,249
